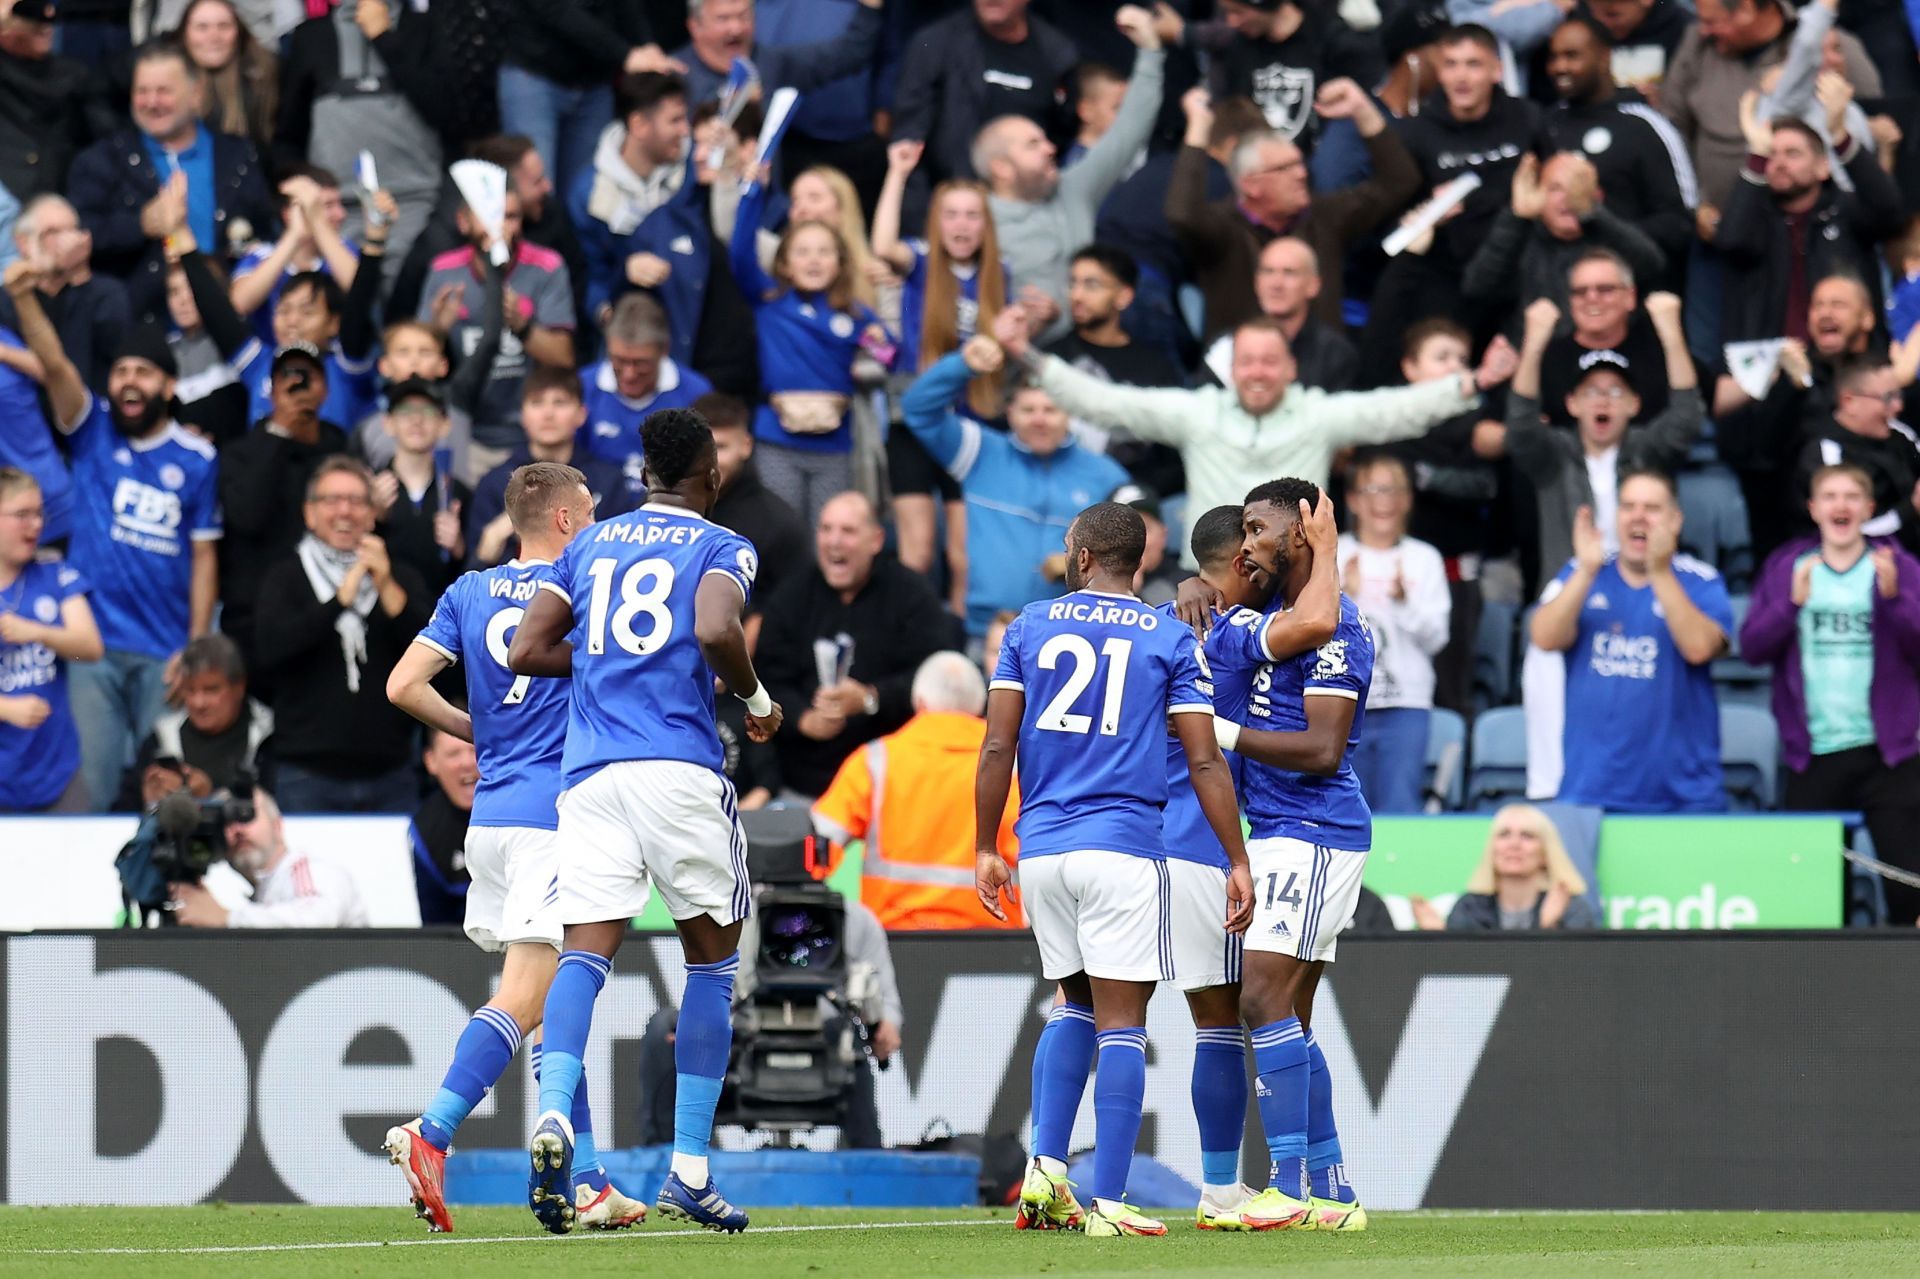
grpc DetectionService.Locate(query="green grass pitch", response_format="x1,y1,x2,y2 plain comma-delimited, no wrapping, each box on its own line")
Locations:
3,1207,1919,1278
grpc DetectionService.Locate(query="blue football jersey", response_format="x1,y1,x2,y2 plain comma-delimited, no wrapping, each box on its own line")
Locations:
65,397,221,659
1214,595,1377,851
416,559,571,829
1550,554,1732,813
990,590,1212,861
0,561,88,811
576,358,714,502
543,504,757,786
1157,604,1260,869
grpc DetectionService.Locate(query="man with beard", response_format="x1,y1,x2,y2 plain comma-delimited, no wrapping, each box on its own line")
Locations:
973,4,1164,342
1718,105,1906,345
1541,15,1695,282
1714,272,1882,559
4,259,220,814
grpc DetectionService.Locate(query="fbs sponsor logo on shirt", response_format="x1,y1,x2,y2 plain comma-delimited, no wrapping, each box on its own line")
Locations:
110,477,185,556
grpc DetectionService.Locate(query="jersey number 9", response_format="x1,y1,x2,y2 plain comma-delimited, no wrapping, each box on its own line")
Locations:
584,556,677,656
485,606,534,705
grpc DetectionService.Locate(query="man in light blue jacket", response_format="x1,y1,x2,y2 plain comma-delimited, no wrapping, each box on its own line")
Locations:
901,340,1128,638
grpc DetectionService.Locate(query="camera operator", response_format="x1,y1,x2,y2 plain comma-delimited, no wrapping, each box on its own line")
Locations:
168,786,369,928
637,898,904,1149
117,634,273,811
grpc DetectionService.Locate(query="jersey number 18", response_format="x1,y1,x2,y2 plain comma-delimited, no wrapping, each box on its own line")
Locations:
584,556,676,656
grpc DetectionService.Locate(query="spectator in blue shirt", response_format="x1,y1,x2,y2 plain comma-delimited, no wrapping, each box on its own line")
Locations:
1530,470,1733,813
0,327,71,544
576,293,713,504
6,261,222,814
901,338,1128,637
0,467,103,813
227,166,361,346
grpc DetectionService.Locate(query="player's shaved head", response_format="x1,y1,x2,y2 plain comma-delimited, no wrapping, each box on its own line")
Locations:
1189,505,1247,571
1067,501,1147,581
1244,477,1322,524
505,461,590,535
641,407,718,490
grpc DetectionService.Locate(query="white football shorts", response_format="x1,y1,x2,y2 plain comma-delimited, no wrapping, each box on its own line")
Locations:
1018,850,1173,983
463,824,563,951
1166,858,1244,991
1243,836,1369,963
554,760,750,927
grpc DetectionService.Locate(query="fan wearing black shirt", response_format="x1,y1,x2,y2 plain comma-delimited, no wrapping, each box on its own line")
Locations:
1193,0,1381,147
1041,244,1185,493
1537,247,1671,421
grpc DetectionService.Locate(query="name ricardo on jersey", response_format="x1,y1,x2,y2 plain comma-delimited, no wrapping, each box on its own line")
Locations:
1045,599,1162,630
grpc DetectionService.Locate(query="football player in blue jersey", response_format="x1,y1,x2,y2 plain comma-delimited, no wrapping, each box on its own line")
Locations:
976,501,1253,1239
508,408,781,1235
382,462,651,1233
1203,477,1377,1233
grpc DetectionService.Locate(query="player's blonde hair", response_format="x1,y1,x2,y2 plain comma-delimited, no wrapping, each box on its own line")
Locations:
1465,804,1587,897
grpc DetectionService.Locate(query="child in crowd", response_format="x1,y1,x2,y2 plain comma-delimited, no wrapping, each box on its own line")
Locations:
355,320,469,472
466,363,628,568
1338,450,1451,814
374,378,471,597
0,467,103,813
730,170,894,525
873,139,1010,575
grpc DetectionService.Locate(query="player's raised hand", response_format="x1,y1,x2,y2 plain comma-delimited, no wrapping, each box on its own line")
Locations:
975,850,1014,921
1174,575,1224,636
1224,865,1254,934
745,699,784,743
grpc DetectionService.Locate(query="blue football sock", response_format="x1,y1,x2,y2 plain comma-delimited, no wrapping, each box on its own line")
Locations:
537,951,610,1119
1028,1005,1059,1155
1032,1002,1095,1163
420,1006,523,1150
571,1075,606,1179
673,954,739,1163
1192,1027,1248,1189
1251,1017,1309,1199
1305,1030,1352,1201
1091,1028,1148,1205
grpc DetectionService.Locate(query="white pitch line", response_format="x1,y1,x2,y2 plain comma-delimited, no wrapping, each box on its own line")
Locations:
15,1217,1007,1257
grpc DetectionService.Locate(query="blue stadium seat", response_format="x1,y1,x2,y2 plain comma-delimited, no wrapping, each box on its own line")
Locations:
1473,598,1519,712
1424,708,1467,812
1719,703,1779,811
1467,706,1529,811
1678,463,1754,593
1712,595,1772,708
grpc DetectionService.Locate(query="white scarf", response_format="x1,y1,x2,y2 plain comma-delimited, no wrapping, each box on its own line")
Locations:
297,534,377,693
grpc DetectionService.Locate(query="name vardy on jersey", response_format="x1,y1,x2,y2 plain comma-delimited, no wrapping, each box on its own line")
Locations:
1046,599,1162,629
486,576,541,602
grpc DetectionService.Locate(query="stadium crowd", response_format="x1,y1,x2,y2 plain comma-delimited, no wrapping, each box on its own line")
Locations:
2,0,1919,924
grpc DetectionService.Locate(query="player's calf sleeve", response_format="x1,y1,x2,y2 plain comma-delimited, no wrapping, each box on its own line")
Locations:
1305,1029,1350,1199
420,1007,523,1150
1250,1017,1310,1198
1090,1028,1148,1206
1192,1028,1248,1190
672,954,739,1170
1032,1002,1095,1166
537,951,611,1118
